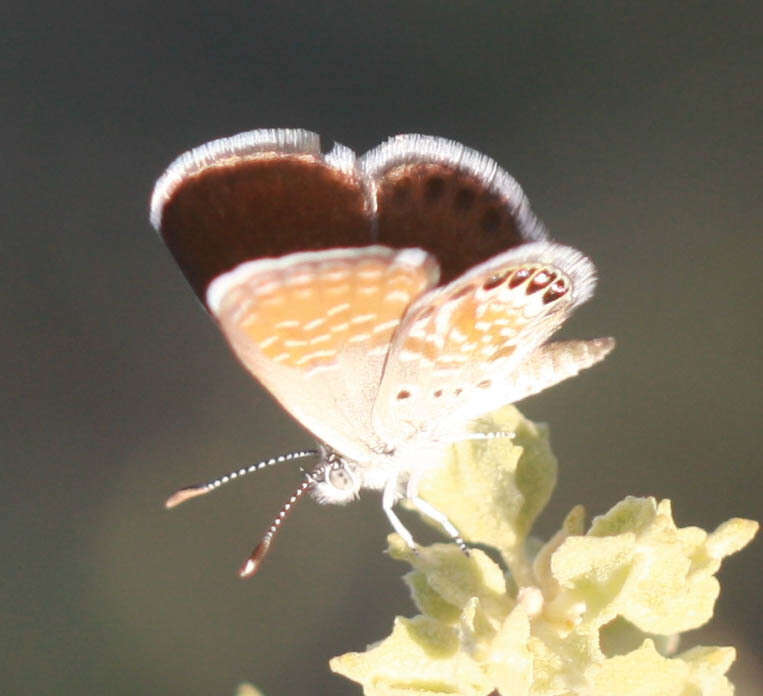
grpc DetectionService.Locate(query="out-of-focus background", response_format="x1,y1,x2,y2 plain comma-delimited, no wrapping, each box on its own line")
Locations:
3,2,760,695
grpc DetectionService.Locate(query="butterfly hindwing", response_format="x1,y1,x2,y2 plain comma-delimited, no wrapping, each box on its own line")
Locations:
372,241,605,444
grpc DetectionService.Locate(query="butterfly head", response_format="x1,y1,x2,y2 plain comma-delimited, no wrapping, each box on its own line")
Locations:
308,447,362,505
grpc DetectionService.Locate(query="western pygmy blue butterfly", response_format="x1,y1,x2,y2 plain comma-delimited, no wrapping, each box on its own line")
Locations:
150,129,614,577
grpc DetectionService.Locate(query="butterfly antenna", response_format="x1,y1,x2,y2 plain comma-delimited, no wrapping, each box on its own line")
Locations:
238,468,318,578
164,449,319,509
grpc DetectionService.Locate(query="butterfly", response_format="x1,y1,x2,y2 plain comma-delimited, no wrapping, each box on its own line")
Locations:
150,129,614,576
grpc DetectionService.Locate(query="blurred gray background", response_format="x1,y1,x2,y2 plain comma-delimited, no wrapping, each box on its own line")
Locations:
3,2,760,695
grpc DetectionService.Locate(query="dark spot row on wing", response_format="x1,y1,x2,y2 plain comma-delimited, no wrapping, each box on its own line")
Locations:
374,163,524,284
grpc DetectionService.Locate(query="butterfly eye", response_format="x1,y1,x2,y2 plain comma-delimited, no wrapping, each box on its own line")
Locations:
328,466,355,491
311,460,360,505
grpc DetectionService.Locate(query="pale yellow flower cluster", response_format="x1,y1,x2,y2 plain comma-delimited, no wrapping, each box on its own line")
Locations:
331,407,757,696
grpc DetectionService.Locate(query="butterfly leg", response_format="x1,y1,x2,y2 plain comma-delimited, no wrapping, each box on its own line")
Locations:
382,477,417,549
408,496,468,553
405,470,468,553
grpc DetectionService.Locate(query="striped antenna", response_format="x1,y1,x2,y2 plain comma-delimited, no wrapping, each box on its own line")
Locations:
164,449,319,509
238,465,321,578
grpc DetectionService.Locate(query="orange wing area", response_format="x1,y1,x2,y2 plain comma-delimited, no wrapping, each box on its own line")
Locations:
397,263,571,375
208,247,439,458
212,248,438,375
371,252,586,445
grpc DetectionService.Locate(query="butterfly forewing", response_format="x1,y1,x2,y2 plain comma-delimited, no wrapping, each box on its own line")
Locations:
208,246,439,461
372,242,599,444
362,135,547,284
152,129,374,304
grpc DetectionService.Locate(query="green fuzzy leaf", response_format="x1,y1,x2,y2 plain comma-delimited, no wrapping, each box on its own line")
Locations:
414,406,557,582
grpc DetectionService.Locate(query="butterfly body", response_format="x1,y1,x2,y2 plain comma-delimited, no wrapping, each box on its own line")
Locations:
152,129,614,573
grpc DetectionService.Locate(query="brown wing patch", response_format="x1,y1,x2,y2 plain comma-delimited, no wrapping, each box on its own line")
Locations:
160,155,372,304
374,163,526,284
